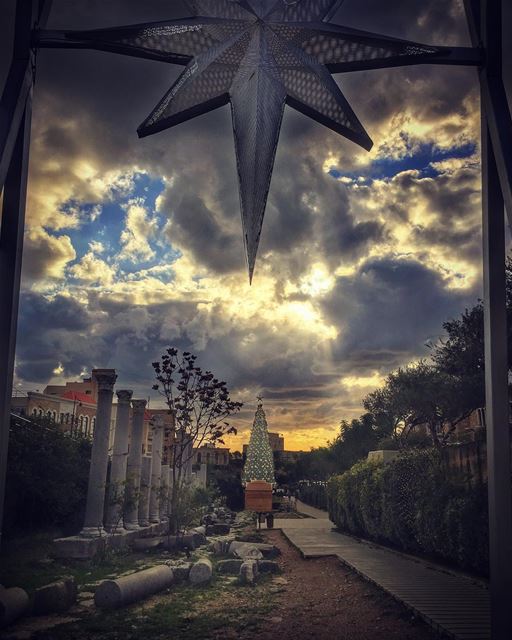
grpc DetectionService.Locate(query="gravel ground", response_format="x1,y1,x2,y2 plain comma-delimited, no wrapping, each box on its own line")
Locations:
241,529,439,640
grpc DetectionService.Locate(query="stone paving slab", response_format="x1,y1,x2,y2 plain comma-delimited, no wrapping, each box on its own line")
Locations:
274,503,490,640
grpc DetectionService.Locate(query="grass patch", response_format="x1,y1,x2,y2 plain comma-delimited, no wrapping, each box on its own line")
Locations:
31,575,275,640
0,531,182,594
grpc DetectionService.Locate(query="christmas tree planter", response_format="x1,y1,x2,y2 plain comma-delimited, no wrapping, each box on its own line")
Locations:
243,399,275,524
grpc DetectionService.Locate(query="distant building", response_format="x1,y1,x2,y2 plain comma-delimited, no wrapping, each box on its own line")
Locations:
243,430,284,455
242,432,302,462
11,371,165,455
275,450,305,463
268,432,285,451
12,376,98,438
192,443,230,466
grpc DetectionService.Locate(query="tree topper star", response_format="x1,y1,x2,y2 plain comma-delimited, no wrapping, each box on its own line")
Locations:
38,0,479,282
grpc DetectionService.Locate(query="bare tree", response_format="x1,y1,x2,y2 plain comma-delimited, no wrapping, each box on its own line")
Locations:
152,348,242,533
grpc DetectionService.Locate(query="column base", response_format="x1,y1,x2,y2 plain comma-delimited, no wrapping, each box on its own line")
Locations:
139,520,150,527
124,523,141,531
104,525,128,534
80,526,106,538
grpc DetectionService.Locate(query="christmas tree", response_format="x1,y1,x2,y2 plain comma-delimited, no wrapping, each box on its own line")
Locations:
243,397,275,485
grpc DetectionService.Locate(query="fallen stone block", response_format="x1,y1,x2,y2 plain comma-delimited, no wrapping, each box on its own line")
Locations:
231,540,280,559
0,587,29,628
166,562,192,583
190,531,207,547
189,558,213,585
217,559,243,575
192,526,206,536
201,514,217,526
239,560,259,585
33,577,77,615
53,535,105,560
94,566,174,609
258,560,280,574
209,539,230,555
211,523,231,536
177,534,196,551
131,536,162,552
256,543,281,559
161,535,178,551
229,541,263,560
209,540,223,555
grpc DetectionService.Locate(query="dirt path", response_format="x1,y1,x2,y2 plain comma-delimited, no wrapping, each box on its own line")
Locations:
244,529,438,640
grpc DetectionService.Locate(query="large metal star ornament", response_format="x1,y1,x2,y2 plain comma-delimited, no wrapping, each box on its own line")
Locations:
39,0,479,282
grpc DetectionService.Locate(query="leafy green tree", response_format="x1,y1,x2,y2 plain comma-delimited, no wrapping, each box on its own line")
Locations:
5,415,91,536
208,456,244,510
431,257,512,413
363,361,476,448
330,413,385,470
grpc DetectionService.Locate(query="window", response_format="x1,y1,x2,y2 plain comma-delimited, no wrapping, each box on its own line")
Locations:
84,416,89,435
197,453,202,464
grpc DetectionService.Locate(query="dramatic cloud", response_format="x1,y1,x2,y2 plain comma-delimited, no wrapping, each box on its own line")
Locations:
3,0,499,449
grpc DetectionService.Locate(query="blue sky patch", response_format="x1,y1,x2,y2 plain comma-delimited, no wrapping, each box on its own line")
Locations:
328,142,477,184
54,172,181,282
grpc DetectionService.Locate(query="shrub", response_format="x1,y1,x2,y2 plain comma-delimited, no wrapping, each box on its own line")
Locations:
327,449,489,576
4,417,91,537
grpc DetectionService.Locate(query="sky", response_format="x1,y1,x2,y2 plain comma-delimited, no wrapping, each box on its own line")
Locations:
2,0,511,452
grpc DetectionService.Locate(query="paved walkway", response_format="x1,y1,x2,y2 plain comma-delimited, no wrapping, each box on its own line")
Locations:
274,502,490,640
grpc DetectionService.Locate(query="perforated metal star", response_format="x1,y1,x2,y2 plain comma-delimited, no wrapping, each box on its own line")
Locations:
39,0,479,282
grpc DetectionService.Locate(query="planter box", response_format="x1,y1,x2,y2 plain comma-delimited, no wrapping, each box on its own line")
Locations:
245,481,272,512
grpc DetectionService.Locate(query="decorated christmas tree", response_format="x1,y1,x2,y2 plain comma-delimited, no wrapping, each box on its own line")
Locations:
243,397,275,485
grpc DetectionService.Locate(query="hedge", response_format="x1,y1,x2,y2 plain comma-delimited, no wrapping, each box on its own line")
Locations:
327,449,489,576
298,482,328,511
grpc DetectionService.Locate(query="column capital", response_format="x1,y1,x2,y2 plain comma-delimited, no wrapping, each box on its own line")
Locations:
92,368,117,393
116,389,133,403
152,415,165,430
132,399,147,412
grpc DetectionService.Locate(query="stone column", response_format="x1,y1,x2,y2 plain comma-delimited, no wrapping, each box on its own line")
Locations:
184,435,194,482
138,456,152,527
199,462,207,488
105,390,133,532
149,416,165,523
81,369,117,537
167,466,174,519
160,463,170,521
177,428,193,483
124,399,146,530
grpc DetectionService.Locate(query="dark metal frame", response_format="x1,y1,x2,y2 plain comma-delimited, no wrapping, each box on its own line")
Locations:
0,1,511,636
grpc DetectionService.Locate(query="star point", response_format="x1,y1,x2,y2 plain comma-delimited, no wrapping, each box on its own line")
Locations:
52,0,453,281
